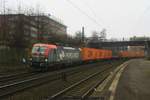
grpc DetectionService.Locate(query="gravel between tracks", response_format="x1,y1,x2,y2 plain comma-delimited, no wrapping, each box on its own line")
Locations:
3,60,125,100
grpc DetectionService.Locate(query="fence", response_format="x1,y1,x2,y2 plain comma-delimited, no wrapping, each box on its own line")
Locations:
0,47,29,65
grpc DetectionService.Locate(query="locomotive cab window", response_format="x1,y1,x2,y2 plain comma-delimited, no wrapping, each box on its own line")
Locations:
32,46,47,54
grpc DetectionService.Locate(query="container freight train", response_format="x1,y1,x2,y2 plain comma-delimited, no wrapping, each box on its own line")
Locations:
29,43,112,71
29,43,144,71
118,51,145,58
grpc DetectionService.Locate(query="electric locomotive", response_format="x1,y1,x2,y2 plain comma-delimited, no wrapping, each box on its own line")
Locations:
29,43,81,71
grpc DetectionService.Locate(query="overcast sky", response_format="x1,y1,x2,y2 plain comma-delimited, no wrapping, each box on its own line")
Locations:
1,0,150,39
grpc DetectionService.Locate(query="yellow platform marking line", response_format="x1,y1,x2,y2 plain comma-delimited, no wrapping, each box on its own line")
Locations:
109,62,129,100
95,61,129,92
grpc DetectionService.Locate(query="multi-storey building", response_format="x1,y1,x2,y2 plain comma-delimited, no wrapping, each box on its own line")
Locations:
0,14,67,47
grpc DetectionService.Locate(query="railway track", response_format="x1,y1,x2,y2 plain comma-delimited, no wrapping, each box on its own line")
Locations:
48,64,114,100
0,72,38,86
0,60,124,99
0,72,29,81
0,62,108,98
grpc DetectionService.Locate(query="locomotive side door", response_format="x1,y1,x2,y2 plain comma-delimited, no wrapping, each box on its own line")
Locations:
48,49,57,64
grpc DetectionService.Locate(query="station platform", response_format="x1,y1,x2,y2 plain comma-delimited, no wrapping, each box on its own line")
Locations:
92,59,150,100
113,59,150,100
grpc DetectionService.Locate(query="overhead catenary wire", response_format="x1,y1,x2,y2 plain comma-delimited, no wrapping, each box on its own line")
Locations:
81,0,104,25
65,0,102,27
80,0,111,30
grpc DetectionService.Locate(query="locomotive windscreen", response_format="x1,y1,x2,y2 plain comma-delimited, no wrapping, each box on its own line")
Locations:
32,46,47,55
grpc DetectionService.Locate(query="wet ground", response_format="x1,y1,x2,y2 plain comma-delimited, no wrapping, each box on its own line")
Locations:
114,59,150,100
0,64,29,75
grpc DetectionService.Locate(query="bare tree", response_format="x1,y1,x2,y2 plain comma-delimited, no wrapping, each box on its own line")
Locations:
100,28,107,41
75,31,82,41
91,31,99,42
0,0,10,47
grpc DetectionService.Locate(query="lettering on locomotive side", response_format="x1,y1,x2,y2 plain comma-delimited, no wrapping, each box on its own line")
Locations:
65,52,79,59
59,51,65,60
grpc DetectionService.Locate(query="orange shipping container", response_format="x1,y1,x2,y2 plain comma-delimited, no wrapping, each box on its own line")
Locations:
81,48,112,61
81,48,95,61
119,50,144,58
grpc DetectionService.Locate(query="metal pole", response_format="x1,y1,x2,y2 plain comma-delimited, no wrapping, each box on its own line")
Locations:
82,26,84,42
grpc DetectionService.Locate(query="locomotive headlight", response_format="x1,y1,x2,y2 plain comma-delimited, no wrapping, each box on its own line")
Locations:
45,58,48,62
30,58,32,61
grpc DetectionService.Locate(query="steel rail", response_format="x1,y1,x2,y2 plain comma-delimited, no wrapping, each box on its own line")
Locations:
0,72,37,84
82,73,109,98
0,62,103,98
48,66,112,100
0,72,28,80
